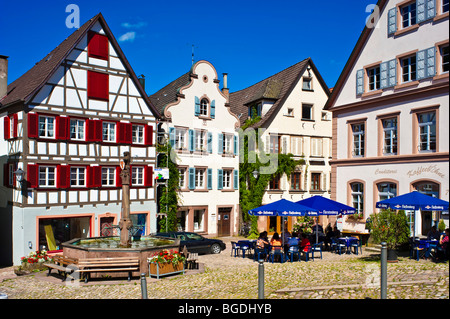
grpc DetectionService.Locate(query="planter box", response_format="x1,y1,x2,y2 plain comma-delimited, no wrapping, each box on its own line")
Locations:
148,261,184,279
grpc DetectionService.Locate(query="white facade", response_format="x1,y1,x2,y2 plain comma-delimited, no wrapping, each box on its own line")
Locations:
157,61,240,236
327,0,449,235
0,16,158,265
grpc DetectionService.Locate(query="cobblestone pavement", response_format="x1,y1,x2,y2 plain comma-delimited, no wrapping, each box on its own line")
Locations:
0,237,448,299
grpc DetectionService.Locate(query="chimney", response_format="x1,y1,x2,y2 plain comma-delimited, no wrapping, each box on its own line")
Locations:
138,74,145,90
0,55,8,100
222,73,229,98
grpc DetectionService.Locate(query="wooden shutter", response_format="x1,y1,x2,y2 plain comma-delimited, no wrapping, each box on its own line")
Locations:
356,69,364,95
426,0,436,20
207,132,213,153
57,165,70,188
217,169,223,190
169,127,175,147
388,7,397,35
210,100,215,119
194,97,200,116
145,166,153,187
88,31,109,60
116,166,122,187
87,70,109,101
87,166,102,188
27,164,39,188
417,0,427,23
233,135,238,156
188,167,195,190
117,122,132,144
417,49,427,80
3,116,10,140
28,113,39,138
56,116,69,140
233,170,239,190
387,59,397,88
189,129,195,152
207,168,212,190
144,125,153,146
12,114,18,138
86,119,102,142
426,47,436,78
218,133,223,154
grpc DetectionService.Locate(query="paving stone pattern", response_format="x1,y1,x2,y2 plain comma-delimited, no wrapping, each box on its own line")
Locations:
0,237,448,299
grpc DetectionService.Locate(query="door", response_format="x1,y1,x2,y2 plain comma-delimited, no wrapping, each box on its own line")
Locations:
100,217,115,237
421,211,432,236
217,208,231,237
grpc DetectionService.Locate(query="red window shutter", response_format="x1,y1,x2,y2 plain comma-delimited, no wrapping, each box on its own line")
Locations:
118,122,132,144
88,71,109,101
95,120,103,142
145,166,153,187
3,164,9,187
13,114,18,138
93,166,102,187
57,165,70,188
28,113,39,138
4,116,10,140
86,119,102,142
86,166,92,187
88,31,109,60
144,125,153,146
56,116,69,140
116,166,122,187
27,164,39,188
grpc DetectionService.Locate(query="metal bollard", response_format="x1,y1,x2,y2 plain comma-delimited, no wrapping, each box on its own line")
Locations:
380,242,387,299
258,259,264,299
140,273,148,299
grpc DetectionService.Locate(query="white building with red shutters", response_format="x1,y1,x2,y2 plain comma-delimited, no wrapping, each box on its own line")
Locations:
0,13,159,266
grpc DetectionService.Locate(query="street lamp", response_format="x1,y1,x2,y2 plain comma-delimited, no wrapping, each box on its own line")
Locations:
252,170,259,179
14,168,24,184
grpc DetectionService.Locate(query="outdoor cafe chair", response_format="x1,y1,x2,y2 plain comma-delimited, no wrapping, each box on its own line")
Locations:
286,245,300,262
311,242,323,259
350,238,362,255
239,242,252,258
301,245,313,262
268,246,285,263
335,239,347,255
254,247,268,261
330,237,338,253
231,241,240,257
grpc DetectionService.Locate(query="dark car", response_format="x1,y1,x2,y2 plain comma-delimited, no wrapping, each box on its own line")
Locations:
156,232,226,254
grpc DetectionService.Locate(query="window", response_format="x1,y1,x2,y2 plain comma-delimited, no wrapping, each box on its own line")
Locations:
249,103,262,119
302,104,313,120
178,168,186,189
291,172,301,190
195,130,206,152
223,134,233,154
311,173,321,191
414,181,440,198
70,167,86,187
286,108,294,116
418,111,436,152
367,66,381,91
382,118,398,155
88,31,109,60
401,55,417,83
39,166,56,187
443,0,449,13
199,99,208,116
195,168,205,189
102,122,115,142
222,170,232,189
175,128,187,150
132,167,144,186
101,167,115,186
269,174,280,190
378,182,397,201
352,123,365,157
401,2,416,28
38,115,55,138
302,77,312,90
311,138,323,157
132,125,144,144
441,45,449,73
70,119,85,140
351,182,364,214
269,135,280,154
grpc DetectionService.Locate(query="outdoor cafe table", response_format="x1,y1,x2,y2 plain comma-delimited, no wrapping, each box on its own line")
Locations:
236,240,255,258
413,239,439,260
339,237,358,254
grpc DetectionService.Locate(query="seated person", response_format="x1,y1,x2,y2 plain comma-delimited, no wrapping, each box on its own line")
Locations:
270,232,282,249
287,232,299,247
299,233,311,253
438,228,449,260
427,226,440,241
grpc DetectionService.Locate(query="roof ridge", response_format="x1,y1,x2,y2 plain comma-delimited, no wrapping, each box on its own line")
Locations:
230,57,310,95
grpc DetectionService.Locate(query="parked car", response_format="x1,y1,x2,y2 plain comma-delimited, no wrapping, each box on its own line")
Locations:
155,232,226,254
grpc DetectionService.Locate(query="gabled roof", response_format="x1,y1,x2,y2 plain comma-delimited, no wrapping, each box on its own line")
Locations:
148,71,192,117
229,57,330,128
324,0,387,110
0,13,160,118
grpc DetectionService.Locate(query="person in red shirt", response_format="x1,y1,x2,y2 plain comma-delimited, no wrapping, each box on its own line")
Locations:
299,233,311,253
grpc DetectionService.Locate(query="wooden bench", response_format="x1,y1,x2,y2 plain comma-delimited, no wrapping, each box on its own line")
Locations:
43,255,78,281
74,257,140,283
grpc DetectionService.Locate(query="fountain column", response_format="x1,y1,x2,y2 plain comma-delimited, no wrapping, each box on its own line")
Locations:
119,152,133,248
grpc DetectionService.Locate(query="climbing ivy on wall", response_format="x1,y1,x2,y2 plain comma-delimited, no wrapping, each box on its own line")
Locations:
157,143,180,232
239,119,305,238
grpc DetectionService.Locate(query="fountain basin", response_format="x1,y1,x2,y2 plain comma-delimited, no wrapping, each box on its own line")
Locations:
61,236,180,277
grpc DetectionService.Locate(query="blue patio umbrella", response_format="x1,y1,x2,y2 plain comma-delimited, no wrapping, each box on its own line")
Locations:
248,199,319,247
376,191,449,238
296,196,357,243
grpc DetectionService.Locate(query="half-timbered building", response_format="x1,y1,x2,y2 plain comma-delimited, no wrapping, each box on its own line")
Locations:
0,13,159,265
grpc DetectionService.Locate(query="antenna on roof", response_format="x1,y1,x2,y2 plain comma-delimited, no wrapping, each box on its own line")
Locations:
191,44,198,66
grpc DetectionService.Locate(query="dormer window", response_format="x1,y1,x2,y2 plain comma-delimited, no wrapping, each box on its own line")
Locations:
249,103,262,119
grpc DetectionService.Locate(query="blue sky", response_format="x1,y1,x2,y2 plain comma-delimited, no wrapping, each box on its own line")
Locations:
0,0,376,95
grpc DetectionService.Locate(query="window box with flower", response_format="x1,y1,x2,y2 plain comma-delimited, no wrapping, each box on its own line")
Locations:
147,249,186,279
15,250,52,275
